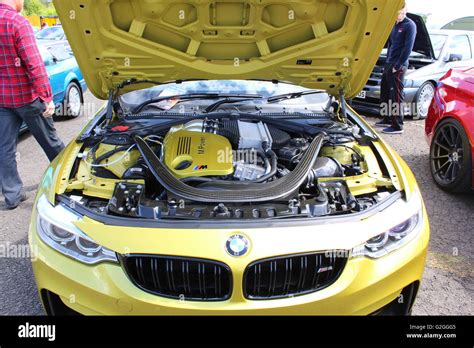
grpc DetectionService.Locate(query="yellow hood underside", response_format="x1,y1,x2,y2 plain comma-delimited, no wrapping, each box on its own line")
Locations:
53,0,404,99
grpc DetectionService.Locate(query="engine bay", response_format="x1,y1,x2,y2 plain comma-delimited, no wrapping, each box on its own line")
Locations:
61,109,398,221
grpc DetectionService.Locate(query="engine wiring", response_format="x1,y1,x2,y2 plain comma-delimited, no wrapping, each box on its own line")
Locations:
81,136,162,169
82,144,136,168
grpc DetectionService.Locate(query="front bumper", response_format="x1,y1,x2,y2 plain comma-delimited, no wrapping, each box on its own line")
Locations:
351,86,419,116
29,206,430,316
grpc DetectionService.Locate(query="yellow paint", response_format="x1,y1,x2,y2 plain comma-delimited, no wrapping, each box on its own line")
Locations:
53,0,405,99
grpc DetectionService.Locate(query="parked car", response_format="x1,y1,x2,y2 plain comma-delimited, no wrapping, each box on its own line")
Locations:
30,0,429,316
352,14,474,119
426,68,474,192
35,25,67,45
20,44,87,133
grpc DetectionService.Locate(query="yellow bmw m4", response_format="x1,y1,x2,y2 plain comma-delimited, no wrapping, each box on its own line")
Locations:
29,0,429,315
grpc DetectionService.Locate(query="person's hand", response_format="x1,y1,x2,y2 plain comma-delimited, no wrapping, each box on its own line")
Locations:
392,67,398,73
43,101,55,118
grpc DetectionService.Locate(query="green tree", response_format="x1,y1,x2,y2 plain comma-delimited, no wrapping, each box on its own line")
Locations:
23,0,57,16
23,0,44,16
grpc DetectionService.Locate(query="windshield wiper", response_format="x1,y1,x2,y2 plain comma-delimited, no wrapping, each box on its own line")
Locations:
190,90,327,114
266,90,326,104
132,93,262,115
203,95,263,113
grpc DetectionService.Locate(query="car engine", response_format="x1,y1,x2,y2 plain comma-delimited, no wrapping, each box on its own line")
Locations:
162,119,293,182
65,114,394,221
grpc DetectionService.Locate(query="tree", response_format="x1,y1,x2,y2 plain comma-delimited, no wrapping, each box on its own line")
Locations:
23,0,44,16
23,0,57,16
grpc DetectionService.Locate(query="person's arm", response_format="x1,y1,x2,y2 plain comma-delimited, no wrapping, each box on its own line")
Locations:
14,22,53,105
394,22,417,71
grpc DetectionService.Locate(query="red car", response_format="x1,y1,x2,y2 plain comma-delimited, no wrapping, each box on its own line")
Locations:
426,68,474,192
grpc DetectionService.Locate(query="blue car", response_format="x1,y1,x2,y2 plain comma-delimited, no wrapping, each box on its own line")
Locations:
35,26,70,51
20,44,87,132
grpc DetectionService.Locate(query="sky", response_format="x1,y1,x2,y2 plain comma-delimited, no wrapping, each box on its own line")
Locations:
407,0,474,28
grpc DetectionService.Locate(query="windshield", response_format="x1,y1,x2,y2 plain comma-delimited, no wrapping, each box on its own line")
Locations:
429,34,448,59
119,80,330,114
36,26,64,40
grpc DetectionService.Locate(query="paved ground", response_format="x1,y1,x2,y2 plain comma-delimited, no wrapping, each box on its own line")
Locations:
0,91,472,315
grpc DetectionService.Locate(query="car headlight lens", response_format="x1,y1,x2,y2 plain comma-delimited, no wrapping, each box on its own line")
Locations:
352,192,424,259
365,232,389,251
36,195,118,264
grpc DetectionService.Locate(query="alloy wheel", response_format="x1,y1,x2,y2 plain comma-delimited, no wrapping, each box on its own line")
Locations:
67,85,82,117
431,123,464,185
415,83,435,120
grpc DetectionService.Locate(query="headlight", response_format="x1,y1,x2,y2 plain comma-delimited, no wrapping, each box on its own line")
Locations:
352,191,424,259
36,195,118,264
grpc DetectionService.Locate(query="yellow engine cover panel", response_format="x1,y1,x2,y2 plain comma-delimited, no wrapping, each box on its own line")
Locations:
94,144,140,178
164,130,233,178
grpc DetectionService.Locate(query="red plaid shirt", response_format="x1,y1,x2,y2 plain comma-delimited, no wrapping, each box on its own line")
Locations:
0,3,52,108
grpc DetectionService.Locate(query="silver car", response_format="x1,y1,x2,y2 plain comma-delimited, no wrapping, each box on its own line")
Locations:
352,17,474,120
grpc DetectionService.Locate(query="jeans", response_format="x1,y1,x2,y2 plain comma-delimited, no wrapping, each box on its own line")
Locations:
380,64,407,130
0,99,64,207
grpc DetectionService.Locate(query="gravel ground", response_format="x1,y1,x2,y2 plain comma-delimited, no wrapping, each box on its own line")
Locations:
0,92,472,315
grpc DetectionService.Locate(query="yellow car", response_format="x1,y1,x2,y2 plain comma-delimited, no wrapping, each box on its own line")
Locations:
29,0,429,315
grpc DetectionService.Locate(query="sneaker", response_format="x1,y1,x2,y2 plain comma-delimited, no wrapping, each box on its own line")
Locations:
382,127,404,135
5,192,28,210
375,120,391,128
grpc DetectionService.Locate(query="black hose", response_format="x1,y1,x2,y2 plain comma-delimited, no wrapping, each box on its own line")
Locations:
92,146,130,166
180,177,218,184
252,148,277,183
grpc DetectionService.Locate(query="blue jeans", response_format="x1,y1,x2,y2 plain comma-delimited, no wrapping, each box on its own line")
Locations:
0,99,64,207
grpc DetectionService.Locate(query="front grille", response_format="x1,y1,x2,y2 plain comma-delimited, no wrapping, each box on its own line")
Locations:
122,255,232,301
244,252,347,300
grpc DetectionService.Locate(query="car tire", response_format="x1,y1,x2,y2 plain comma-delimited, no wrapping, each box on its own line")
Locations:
62,82,83,118
413,82,435,120
430,119,472,193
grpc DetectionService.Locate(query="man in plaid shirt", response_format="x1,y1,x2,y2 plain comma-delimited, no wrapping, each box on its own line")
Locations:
0,0,64,209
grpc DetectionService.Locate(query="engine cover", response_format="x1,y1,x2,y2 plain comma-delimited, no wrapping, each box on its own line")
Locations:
163,129,233,178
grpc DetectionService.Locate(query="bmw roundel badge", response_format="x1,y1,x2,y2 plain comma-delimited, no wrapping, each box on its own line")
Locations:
226,234,250,257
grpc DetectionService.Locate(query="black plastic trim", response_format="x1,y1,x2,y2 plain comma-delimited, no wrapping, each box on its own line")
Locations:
243,251,348,300
56,190,402,229
119,254,233,302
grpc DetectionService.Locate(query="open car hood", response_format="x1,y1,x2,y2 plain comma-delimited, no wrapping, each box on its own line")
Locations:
405,13,435,59
54,0,404,99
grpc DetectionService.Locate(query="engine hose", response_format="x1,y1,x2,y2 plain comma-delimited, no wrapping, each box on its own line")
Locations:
92,145,130,166
252,148,277,183
261,151,271,175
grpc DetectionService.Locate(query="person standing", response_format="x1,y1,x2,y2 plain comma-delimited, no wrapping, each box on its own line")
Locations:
375,2,417,134
0,0,64,210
